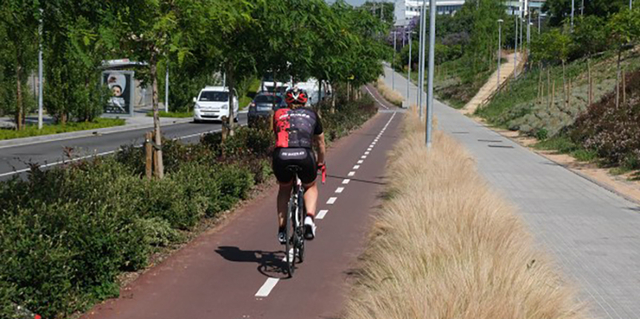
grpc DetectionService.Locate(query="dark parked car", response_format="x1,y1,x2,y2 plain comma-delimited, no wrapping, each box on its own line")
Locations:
248,92,287,127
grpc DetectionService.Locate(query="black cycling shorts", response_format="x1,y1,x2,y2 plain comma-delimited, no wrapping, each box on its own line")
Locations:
272,148,317,184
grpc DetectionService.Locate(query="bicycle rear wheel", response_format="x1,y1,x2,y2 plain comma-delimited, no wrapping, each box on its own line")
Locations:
297,188,305,263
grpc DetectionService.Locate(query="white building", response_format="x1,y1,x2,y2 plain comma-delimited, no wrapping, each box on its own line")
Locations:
394,0,546,26
505,0,546,16
394,0,466,26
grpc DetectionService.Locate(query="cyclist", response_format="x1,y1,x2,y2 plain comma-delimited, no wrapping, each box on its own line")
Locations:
272,86,326,244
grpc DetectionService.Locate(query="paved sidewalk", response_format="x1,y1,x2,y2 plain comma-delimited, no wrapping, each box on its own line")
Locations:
461,52,516,115
382,66,640,319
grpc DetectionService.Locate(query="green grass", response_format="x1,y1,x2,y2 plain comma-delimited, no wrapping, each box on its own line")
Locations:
0,118,126,141
533,136,597,162
146,110,193,118
239,78,262,110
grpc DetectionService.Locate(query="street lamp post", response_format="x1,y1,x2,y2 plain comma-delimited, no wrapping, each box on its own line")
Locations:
571,0,575,31
38,8,43,130
407,29,413,100
426,0,436,148
418,0,427,117
165,61,169,113
538,9,541,34
514,14,518,79
497,19,503,90
392,30,397,90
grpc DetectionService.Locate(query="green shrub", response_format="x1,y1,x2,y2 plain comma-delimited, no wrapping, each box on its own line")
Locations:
571,70,640,169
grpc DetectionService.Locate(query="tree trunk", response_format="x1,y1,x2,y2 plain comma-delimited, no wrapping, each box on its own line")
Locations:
15,63,23,131
547,68,551,107
616,49,621,109
272,69,277,111
588,57,593,106
538,64,543,105
622,68,626,105
150,53,164,179
562,59,567,108
551,80,555,108
227,65,235,136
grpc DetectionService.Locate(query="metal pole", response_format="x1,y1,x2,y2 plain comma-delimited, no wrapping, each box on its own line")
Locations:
426,0,436,148
407,30,412,100
392,31,397,90
421,1,428,117
538,9,541,34
165,60,169,113
581,0,585,15
417,1,426,115
527,6,531,58
38,8,43,129
514,14,518,79
498,20,503,89
570,0,575,31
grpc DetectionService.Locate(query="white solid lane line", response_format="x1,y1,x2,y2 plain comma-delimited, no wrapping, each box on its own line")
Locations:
335,187,344,193
327,197,337,204
342,179,351,184
348,171,355,176
364,86,390,110
317,210,329,219
256,278,279,297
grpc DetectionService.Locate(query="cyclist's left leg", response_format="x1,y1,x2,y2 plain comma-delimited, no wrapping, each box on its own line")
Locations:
277,181,294,228
302,181,317,219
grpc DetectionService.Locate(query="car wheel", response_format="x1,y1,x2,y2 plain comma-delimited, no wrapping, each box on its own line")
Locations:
194,118,201,123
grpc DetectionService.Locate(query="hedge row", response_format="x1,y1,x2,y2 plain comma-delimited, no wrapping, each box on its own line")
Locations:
0,96,377,319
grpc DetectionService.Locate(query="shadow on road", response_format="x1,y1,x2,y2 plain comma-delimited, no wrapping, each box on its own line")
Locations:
215,246,290,279
326,174,386,186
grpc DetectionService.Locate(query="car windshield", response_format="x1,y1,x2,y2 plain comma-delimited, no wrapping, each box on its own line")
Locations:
255,95,282,104
199,91,228,102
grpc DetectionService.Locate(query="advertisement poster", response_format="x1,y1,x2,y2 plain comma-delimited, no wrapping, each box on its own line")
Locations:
102,71,135,116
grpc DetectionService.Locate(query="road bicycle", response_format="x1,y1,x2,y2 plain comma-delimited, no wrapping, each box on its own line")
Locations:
283,164,326,277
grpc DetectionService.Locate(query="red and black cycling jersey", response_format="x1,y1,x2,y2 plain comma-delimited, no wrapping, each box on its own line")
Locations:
273,107,323,149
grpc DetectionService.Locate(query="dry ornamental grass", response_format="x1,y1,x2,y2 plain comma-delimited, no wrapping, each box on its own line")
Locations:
375,78,405,107
345,109,587,319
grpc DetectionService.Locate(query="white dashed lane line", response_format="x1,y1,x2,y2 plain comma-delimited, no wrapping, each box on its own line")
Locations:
317,210,329,219
255,278,279,298
254,113,397,299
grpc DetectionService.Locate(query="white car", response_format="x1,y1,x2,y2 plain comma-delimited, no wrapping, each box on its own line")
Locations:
193,86,239,123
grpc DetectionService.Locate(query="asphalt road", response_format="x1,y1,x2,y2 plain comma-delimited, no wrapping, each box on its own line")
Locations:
80,97,402,319
0,113,248,180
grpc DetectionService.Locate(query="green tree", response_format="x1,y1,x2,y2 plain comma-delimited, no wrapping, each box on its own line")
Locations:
607,7,640,108
0,0,40,130
41,1,115,124
207,0,263,136
543,0,629,26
